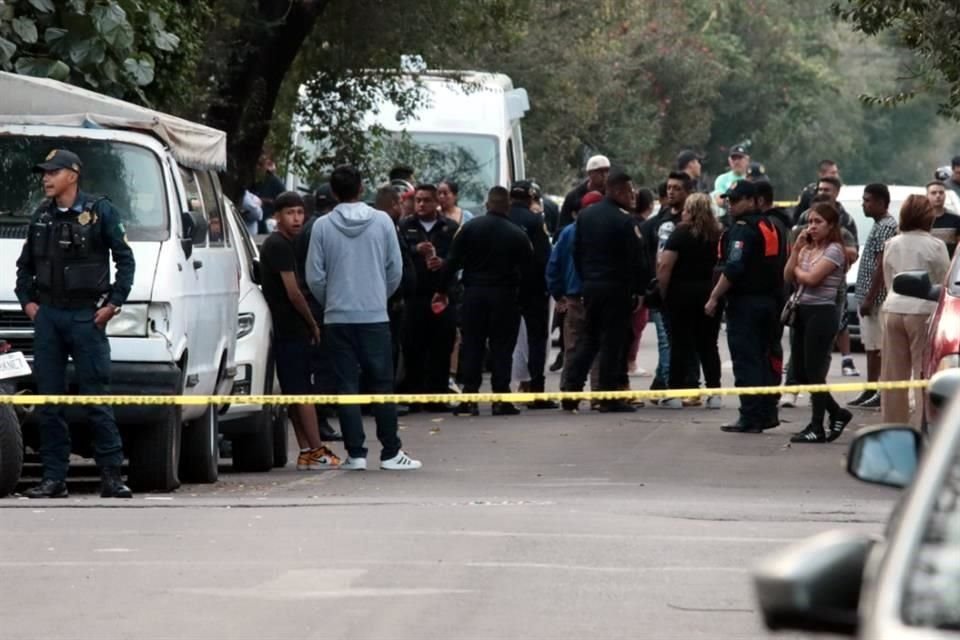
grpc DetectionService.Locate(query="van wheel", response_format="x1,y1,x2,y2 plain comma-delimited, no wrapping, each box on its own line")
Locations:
231,408,275,472
180,404,219,483
272,406,289,468
0,405,23,498
128,406,181,492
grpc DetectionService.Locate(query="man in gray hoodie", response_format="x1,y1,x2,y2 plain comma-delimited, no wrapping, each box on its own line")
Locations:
306,165,422,471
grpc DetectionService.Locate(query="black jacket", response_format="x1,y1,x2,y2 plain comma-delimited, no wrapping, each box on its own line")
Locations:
508,203,552,295
398,215,459,298
441,212,533,292
573,197,649,294
639,206,682,274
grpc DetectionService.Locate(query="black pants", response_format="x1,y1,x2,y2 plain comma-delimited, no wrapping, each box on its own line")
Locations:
459,286,521,393
519,291,550,391
666,298,722,390
562,285,633,392
791,304,841,427
401,296,457,394
726,294,780,425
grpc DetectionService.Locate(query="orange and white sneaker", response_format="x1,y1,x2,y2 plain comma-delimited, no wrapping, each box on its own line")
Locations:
297,446,341,470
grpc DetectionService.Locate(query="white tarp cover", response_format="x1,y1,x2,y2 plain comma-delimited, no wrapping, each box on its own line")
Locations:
0,71,227,171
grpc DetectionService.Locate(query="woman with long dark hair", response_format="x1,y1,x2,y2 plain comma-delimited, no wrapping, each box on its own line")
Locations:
438,180,474,226
657,193,723,409
784,202,853,442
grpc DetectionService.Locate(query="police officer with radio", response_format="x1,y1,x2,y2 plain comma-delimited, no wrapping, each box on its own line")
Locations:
15,149,136,498
705,180,785,433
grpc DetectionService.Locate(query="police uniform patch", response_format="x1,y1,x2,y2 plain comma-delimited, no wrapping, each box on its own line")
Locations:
77,211,91,226
46,149,57,161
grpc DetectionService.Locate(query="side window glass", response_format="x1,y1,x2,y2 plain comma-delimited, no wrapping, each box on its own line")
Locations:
507,138,516,185
197,171,228,247
178,166,207,246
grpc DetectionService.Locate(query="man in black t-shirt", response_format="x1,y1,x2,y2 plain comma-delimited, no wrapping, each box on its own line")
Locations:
260,191,340,470
928,180,960,258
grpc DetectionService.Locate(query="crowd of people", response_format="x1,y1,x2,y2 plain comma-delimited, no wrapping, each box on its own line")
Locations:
253,146,959,470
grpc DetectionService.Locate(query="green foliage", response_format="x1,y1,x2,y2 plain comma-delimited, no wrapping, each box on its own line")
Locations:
0,0,190,104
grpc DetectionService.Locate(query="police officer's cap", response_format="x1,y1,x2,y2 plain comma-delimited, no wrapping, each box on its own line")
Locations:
747,161,767,180
728,144,749,158
34,149,83,174
724,180,759,200
510,180,535,199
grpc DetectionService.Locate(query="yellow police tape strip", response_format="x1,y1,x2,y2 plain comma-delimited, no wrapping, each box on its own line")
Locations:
0,380,928,406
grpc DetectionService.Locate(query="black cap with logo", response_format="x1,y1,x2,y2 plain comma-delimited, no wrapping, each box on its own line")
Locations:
728,144,749,158
34,149,83,174
510,180,535,199
724,180,759,200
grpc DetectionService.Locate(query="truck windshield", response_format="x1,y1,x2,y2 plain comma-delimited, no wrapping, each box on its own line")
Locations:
0,136,168,241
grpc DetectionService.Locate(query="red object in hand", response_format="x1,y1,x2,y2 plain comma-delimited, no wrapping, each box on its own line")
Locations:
431,298,448,315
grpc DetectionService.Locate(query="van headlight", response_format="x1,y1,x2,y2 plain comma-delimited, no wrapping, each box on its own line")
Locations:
106,304,149,337
238,313,255,339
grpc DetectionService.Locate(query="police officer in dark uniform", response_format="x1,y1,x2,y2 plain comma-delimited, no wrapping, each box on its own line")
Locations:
435,187,534,417
705,180,785,433
14,149,136,498
508,180,556,409
562,170,648,413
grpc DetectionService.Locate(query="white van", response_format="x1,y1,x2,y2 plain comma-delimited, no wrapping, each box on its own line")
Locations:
0,71,240,492
289,71,530,211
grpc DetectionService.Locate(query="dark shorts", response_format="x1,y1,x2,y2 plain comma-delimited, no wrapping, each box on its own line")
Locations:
274,338,313,395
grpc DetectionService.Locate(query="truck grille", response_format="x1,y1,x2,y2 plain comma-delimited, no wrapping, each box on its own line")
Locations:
0,309,34,358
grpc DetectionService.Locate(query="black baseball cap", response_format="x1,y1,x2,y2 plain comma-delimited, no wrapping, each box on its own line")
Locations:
676,149,702,170
510,180,535,199
728,144,749,158
34,149,82,174
724,180,758,200
314,184,336,210
747,161,767,180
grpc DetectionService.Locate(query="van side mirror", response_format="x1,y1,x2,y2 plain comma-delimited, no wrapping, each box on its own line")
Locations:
754,530,873,635
847,425,921,489
893,270,942,302
180,210,208,259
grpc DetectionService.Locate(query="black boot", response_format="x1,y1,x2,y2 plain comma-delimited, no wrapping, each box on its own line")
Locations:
100,466,133,498
23,478,68,499
454,401,479,416
492,402,521,416
526,378,558,410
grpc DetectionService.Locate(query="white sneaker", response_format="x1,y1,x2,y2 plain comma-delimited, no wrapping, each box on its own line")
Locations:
340,457,367,471
380,451,422,471
706,396,722,410
779,393,797,408
659,398,683,410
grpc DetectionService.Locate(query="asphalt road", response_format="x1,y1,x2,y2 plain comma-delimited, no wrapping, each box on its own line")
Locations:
0,346,895,640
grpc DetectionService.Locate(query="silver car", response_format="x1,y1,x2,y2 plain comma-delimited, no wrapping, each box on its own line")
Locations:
753,369,960,638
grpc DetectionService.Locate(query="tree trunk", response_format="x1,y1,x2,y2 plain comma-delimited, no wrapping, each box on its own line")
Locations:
202,0,329,201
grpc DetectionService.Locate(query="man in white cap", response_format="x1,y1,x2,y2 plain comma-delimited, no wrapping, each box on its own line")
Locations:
557,154,610,232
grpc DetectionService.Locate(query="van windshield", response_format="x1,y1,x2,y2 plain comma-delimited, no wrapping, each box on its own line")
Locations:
0,136,168,241
378,132,498,213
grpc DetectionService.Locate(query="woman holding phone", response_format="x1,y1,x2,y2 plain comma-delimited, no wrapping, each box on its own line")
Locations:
783,202,854,443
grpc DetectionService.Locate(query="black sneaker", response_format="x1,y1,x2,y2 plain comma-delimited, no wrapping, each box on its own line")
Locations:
847,391,874,407
23,478,68,499
859,393,881,410
454,401,479,416
598,400,636,413
561,399,580,412
492,402,521,416
527,399,559,410
827,409,854,443
790,425,826,443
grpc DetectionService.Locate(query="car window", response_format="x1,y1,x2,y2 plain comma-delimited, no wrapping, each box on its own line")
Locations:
901,445,960,630
196,171,228,248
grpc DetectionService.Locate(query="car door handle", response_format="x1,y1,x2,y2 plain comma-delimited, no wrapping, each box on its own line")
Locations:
193,259,203,269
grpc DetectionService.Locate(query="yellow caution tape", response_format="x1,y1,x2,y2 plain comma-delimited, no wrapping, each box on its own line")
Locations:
0,380,928,406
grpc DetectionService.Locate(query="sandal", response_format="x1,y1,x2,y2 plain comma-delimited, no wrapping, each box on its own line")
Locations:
826,409,853,443
790,425,826,443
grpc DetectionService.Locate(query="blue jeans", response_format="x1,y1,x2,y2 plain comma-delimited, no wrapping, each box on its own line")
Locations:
325,322,401,461
651,310,670,385
33,305,124,481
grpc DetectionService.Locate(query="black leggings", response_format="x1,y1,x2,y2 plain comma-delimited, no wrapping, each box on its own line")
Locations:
665,300,722,389
791,304,840,427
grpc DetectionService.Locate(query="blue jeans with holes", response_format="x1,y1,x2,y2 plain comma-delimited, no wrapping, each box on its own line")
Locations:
324,322,402,461
33,305,124,481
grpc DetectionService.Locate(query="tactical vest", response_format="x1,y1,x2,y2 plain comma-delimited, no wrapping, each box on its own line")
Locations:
30,198,110,307
719,214,784,296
